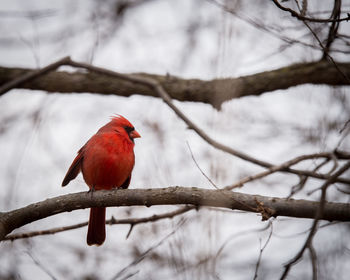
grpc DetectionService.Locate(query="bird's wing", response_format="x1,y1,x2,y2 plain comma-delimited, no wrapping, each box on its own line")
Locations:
61,147,84,187
120,175,131,189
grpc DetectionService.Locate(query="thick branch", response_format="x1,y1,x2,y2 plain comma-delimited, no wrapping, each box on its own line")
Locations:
1,187,350,242
1,57,348,185
0,60,349,108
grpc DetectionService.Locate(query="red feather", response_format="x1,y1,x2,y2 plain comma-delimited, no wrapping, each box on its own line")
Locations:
62,115,140,245
61,147,84,187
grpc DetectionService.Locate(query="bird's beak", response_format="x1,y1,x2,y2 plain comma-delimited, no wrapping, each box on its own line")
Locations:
130,130,141,139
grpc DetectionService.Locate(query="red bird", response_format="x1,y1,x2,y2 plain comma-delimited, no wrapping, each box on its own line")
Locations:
62,115,141,246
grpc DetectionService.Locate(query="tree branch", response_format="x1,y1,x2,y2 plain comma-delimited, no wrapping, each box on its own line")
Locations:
224,152,340,190
280,161,350,279
321,0,341,59
65,57,348,185
0,56,70,95
1,187,350,242
4,205,193,241
1,57,349,185
272,0,350,23
0,60,349,108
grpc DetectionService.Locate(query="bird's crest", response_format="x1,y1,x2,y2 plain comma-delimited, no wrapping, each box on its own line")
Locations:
110,114,133,128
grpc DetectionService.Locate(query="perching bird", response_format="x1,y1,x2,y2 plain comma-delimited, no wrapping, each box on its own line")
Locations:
62,115,141,246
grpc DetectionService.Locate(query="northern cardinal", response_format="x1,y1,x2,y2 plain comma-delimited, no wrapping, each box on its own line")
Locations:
62,115,140,246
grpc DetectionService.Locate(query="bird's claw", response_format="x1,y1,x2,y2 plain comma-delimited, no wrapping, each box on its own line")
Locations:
88,186,96,198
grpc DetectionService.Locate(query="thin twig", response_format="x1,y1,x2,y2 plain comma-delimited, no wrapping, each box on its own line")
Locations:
273,221,341,239
225,153,336,191
339,119,350,134
272,0,350,23
291,2,350,82
308,243,318,280
4,206,193,241
26,251,58,280
213,221,272,271
288,158,330,198
186,141,218,189
320,0,341,59
210,0,334,52
336,120,350,149
280,161,350,279
253,222,273,280
336,186,350,195
273,0,350,82
111,219,186,280
119,271,140,280
307,153,340,196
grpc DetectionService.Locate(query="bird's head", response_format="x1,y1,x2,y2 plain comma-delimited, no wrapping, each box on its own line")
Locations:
99,115,141,143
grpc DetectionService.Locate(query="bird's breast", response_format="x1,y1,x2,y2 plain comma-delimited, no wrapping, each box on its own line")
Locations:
81,133,135,190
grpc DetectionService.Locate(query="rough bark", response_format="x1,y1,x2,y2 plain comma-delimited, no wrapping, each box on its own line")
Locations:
0,60,349,108
1,187,349,241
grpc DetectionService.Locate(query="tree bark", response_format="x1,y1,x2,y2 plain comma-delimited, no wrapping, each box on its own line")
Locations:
1,187,349,241
0,61,349,108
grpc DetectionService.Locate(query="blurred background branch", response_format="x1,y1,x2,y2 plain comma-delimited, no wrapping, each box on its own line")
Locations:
1,59,349,108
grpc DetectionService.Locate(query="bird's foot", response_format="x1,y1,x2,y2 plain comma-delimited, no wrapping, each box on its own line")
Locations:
87,186,96,198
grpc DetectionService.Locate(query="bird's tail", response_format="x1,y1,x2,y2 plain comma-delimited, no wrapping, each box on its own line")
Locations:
87,207,106,246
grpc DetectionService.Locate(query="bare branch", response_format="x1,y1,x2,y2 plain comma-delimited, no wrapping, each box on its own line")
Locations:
0,9,57,19
210,0,342,53
300,14,350,82
1,187,350,242
39,58,349,185
1,57,349,185
253,222,273,280
321,0,341,59
280,161,350,279
26,251,58,280
79,58,349,185
1,61,349,108
4,206,193,241
186,141,218,189
0,56,70,95
272,0,350,23
308,244,318,280
288,157,330,198
112,219,186,280
225,152,338,191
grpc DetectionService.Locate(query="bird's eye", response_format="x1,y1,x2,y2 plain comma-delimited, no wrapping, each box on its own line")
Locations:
124,126,134,134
